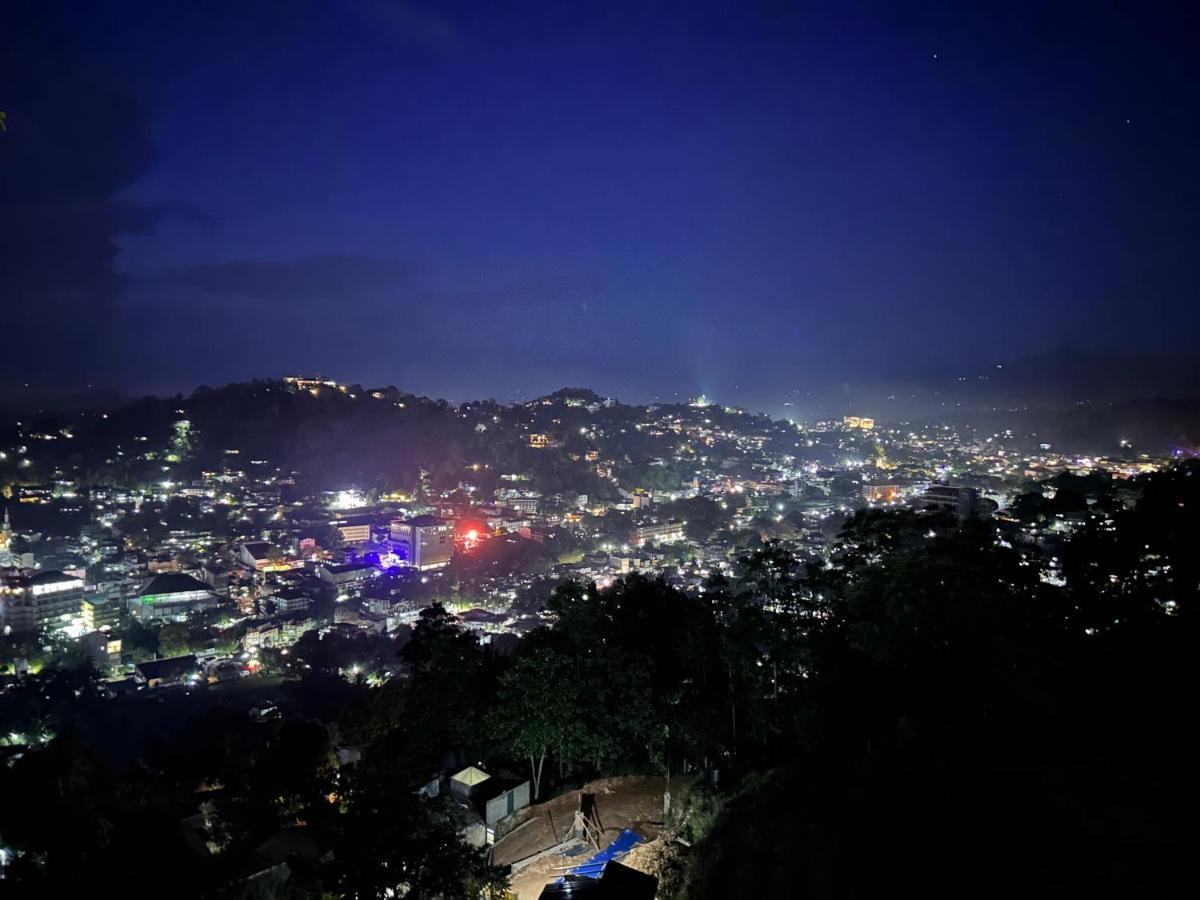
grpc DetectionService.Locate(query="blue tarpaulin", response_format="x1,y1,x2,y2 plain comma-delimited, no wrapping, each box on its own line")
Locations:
557,829,644,881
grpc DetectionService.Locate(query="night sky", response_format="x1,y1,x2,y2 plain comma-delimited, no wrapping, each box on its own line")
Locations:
2,1,1198,410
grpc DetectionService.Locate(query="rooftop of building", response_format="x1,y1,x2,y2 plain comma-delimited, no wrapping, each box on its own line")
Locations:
134,654,198,680
27,569,81,585
399,514,448,528
321,561,376,574
139,572,213,597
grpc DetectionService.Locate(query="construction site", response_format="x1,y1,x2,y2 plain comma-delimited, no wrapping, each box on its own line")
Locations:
490,774,684,898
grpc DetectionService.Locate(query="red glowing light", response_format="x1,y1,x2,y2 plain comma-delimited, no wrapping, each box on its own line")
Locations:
466,529,479,541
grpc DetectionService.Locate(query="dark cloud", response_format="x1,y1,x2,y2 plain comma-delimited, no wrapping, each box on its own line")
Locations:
112,201,221,234
0,4,212,387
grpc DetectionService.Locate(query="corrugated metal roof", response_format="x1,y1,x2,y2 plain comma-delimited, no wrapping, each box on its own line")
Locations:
451,765,491,787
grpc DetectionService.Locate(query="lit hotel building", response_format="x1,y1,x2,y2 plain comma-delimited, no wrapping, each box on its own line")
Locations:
0,571,85,634
389,515,454,570
628,520,686,548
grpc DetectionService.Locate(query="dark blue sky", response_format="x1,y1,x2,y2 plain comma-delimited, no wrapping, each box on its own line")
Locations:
2,1,1197,410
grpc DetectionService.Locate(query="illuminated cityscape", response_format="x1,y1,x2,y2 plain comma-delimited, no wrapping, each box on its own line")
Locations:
2,2,1199,898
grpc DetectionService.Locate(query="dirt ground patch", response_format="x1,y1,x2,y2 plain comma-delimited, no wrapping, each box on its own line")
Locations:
622,837,688,891
494,775,668,898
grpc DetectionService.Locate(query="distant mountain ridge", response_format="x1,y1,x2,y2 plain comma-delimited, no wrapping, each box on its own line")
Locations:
772,348,1200,422
4,363,1200,480
0,386,131,418
930,346,1200,404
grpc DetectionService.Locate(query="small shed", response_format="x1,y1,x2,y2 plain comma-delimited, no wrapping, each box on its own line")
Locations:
485,779,531,826
449,765,492,801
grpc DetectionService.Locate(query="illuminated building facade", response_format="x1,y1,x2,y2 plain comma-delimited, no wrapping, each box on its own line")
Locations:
863,483,901,503
390,515,454,569
132,573,220,624
628,520,686,547
0,571,85,634
843,415,876,430
82,595,122,630
0,507,13,568
336,521,372,544
920,484,997,520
